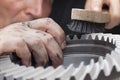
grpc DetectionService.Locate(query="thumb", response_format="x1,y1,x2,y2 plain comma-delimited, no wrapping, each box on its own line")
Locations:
85,0,103,12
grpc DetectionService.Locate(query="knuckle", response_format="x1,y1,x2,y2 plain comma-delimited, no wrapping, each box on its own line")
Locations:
46,17,53,22
31,38,41,46
55,31,65,45
44,34,54,43
44,18,54,25
58,31,65,39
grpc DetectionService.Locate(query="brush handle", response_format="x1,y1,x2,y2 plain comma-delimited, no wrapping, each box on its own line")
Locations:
71,8,110,23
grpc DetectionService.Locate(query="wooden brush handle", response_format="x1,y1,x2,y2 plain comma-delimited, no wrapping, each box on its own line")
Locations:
71,8,110,23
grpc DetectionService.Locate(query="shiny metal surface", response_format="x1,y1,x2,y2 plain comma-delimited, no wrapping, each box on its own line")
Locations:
1,33,120,80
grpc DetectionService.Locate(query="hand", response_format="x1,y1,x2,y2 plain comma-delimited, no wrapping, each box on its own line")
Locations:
0,18,66,67
85,0,120,29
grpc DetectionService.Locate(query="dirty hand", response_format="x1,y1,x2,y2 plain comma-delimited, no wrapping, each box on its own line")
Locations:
0,18,66,67
85,0,120,29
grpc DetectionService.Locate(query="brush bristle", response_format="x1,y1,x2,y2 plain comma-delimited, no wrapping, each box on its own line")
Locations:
67,20,105,34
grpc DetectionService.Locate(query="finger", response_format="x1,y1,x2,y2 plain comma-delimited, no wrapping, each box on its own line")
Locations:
85,0,103,11
24,29,63,67
23,35,48,67
85,0,91,10
41,33,63,68
0,37,31,66
22,18,66,49
61,40,66,49
15,43,31,66
105,0,120,29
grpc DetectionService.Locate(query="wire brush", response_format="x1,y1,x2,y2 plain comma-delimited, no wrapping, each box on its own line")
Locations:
67,8,110,34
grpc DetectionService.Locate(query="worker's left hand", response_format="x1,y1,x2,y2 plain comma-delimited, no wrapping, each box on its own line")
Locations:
0,18,66,68
85,0,120,29
26,18,66,49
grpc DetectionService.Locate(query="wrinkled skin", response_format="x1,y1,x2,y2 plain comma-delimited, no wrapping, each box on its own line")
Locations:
0,0,65,68
0,0,52,27
85,0,120,29
0,18,65,67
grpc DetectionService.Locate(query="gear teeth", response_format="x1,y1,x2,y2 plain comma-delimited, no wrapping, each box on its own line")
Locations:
111,39,114,44
55,64,75,80
90,59,95,65
81,34,88,39
84,74,91,80
114,47,120,54
76,34,81,39
105,54,114,76
66,34,82,40
102,36,109,42
94,35,99,40
88,33,104,40
101,59,109,76
102,36,107,41
69,34,74,40
103,34,112,43
81,35,86,40
111,51,120,72
112,39,116,45
106,37,113,43
106,37,110,43
64,33,120,80
97,70,106,80
72,35,78,40
98,57,104,74
96,35,103,40
89,34,96,40
108,66,118,79
108,37,113,43
66,35,71,41
87,35,93,40
115,40,120,48
115,41,117,47
89,62,100,80
101,36,105,41
1,33,120,80
98,56,104,63
70,62,84,80
110,35,120,45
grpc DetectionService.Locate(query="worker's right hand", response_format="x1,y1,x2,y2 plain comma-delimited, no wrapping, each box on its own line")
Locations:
0,18,65,68
85,0,120,29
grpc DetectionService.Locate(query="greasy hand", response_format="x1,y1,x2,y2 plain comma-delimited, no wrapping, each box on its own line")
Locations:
0,18,65,67
85,0,120,29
